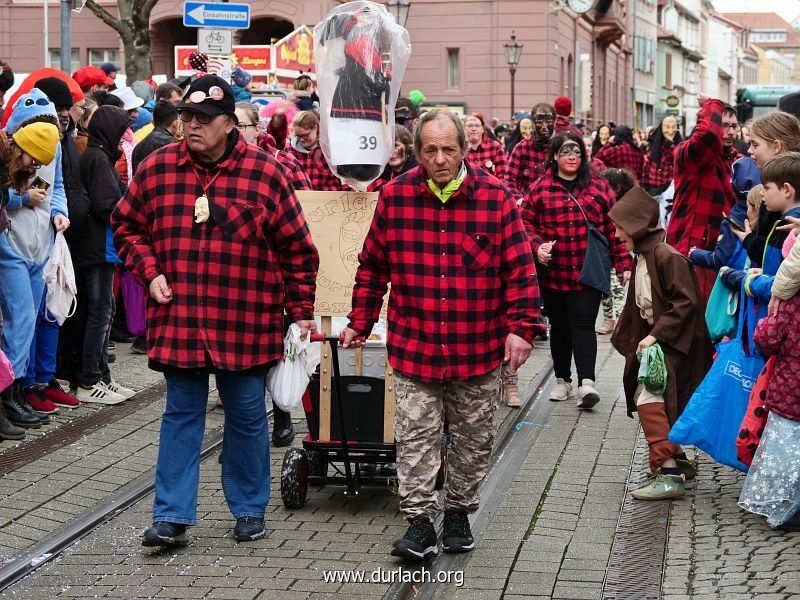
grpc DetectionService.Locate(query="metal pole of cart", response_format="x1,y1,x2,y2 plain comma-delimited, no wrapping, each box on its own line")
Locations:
327,337,357,495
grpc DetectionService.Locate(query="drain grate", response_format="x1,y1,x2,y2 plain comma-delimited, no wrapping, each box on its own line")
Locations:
602,428,670,600
0,382,166,477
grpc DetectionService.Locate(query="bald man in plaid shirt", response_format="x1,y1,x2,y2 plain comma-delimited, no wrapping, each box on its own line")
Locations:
342,109,543,560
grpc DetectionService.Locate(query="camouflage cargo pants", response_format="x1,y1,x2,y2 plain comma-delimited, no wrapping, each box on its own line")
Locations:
393,366,501,521
602,268,626,320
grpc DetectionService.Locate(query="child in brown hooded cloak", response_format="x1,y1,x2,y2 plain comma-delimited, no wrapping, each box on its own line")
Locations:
609,186,713,500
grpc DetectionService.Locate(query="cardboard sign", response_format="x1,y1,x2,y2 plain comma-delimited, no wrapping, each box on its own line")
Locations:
296,190,387,317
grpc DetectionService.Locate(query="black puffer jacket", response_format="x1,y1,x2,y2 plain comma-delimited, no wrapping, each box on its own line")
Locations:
73,106,130,269
61,120,90,244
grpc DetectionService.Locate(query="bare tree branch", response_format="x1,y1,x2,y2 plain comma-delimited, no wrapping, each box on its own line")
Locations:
84,0,125,36
141,0,159,20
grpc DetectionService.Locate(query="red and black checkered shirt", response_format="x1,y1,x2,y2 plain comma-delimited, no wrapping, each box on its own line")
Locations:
348,162,544,382
667,99,741,255
519,172,632,292
593,142,645,183
284,144,346,191
466,138,508,181
275,149,312,191
111,136,319,372
640,142,677,191
505,137,551,198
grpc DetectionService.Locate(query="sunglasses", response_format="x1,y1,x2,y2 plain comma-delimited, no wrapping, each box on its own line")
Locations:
178,110,221,125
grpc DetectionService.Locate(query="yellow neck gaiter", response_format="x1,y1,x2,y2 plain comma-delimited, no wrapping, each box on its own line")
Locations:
428,162,467,204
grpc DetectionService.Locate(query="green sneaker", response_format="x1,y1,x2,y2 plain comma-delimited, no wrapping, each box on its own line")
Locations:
631,473,685,500
675,458,697,481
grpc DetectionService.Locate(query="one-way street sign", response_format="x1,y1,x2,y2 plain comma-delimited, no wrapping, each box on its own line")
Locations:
183,2,251,29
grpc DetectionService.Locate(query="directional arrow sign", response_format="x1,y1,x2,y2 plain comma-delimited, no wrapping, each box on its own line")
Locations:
183,2,250,29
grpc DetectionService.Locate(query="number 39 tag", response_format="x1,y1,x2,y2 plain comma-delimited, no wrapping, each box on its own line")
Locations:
358,135,378,150
328,119,386,167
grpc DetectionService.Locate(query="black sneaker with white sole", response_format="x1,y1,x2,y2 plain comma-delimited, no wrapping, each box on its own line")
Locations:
442,509,474,553
391,517,438,560
234,517,265,541
142,522,188,547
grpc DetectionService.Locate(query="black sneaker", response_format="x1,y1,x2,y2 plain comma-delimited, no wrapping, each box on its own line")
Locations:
391,517,438,560
234,517,265,541
442,509,474,553
142,522,188,547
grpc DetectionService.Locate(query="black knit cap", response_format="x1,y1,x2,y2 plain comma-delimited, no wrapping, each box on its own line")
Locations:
176,74,236,121
35,77,73,110
778,92,800,121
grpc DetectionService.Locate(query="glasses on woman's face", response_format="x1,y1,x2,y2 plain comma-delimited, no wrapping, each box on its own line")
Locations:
178,110,214,125
558,146,582,158
236,123,257,131
295,129,314,141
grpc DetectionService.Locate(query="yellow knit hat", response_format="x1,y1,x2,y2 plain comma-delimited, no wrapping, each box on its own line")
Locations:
12,122,59,166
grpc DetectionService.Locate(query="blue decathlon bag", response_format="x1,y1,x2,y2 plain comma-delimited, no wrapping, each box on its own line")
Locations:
705,271,738,343
669,284,763,472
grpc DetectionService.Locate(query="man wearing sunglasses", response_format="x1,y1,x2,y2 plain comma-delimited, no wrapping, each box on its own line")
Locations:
112,75,320,547
505,102,557,201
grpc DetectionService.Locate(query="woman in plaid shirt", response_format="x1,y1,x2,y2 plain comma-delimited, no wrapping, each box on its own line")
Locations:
594,125,645,184
520,133,632,408
641,117,682,197
464,113,507,181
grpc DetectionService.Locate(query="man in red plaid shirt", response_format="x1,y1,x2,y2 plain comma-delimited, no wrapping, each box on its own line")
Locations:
666,93,741,299
505,102,557,199
112,76,319,548
342,109,542,560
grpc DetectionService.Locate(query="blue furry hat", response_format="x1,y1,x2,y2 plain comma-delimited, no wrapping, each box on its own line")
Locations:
4,88,58,134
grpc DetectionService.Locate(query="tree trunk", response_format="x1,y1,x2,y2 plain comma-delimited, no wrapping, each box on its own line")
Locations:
122,29,153,81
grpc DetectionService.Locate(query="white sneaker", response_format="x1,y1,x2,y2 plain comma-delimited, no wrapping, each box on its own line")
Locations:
550,378,573,402
576,379,600,409
102,379,136,400
76,382,126,405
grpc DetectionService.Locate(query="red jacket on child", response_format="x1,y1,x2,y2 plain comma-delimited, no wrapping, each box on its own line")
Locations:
754,295,800,423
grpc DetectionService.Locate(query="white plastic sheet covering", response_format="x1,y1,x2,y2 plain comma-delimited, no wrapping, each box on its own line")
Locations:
314,1,412,191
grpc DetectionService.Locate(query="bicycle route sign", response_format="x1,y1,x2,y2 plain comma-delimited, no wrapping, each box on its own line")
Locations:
183,2,250,29
199,28,233,56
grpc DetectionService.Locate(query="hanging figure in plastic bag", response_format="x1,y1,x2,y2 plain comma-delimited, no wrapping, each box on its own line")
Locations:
315,1,411,190
609,186,713,501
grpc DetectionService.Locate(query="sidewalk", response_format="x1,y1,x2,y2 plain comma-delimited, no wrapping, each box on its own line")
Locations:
5,345,555,599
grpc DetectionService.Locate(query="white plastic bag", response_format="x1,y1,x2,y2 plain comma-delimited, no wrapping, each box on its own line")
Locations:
314,0,412,191
267,324,321,412
43,231,77,325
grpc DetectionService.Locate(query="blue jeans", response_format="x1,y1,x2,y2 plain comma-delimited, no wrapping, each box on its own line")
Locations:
0,234,45,378
24,287,59,387
153,370,270,525
79,264,115,387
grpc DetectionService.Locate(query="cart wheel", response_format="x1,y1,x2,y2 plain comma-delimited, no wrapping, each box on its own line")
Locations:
281,448,309,509
307,449,327,477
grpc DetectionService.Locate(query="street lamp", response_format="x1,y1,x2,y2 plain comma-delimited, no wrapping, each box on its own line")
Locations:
503,31,524,119
386,0,410,28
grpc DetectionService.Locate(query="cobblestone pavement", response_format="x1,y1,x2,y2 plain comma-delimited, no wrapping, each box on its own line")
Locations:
662,456,800,600
5,335,800,599
4,346,552,599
